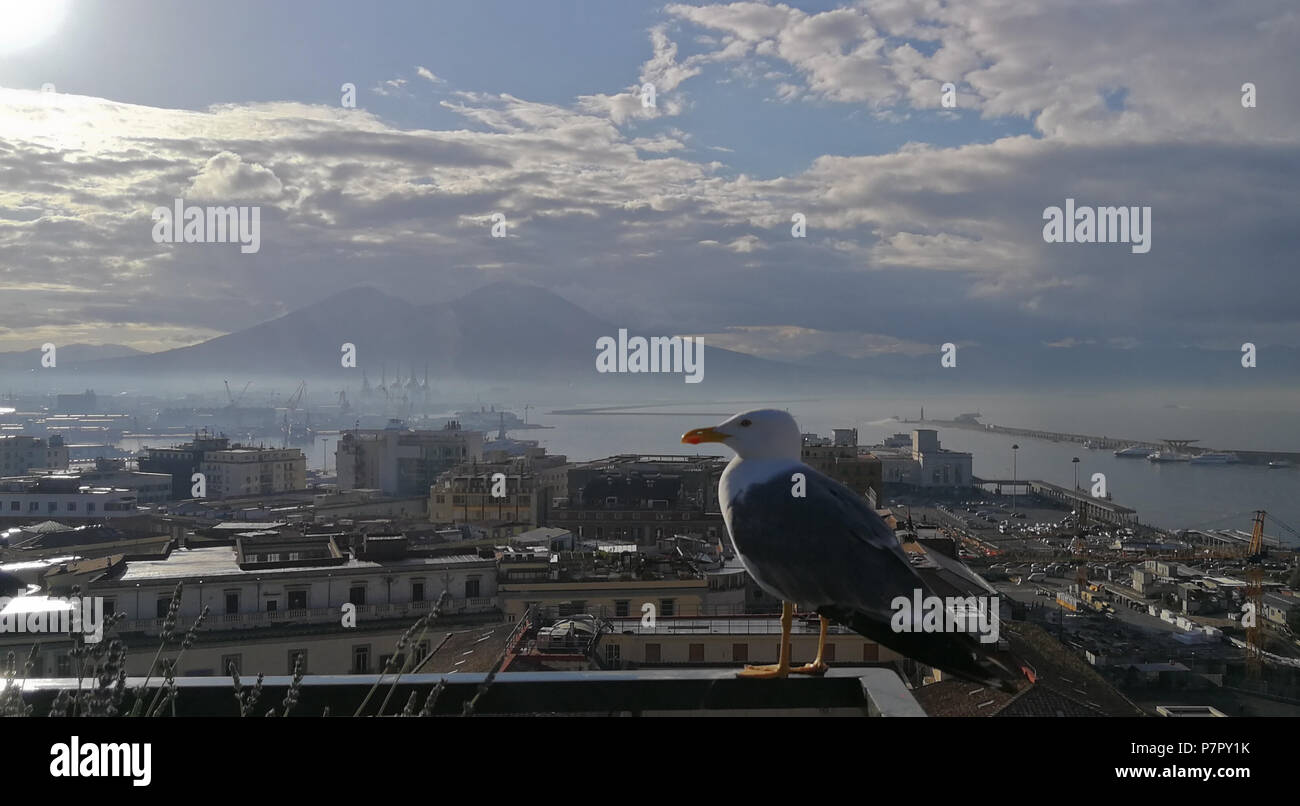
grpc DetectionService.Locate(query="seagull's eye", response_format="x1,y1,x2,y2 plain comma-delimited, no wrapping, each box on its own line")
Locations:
739,419,752,427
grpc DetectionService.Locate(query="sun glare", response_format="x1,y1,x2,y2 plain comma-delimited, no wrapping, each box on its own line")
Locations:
0,0,70,54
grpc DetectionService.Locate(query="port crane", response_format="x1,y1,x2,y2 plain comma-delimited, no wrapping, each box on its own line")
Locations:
282,381,306,448
224,380,251,408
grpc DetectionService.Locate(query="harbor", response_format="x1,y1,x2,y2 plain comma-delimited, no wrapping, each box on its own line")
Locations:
914,414,1300,467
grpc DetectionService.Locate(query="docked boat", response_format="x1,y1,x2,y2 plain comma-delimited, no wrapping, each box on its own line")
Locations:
1268,460,1293,469
1190,452,1240,465
1147,451,1190,463
1113,446,1149,457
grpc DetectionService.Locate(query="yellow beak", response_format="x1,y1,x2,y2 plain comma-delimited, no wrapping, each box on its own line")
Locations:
682,426,728,445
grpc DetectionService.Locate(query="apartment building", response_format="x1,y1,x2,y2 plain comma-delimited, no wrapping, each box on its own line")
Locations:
336,420,484,497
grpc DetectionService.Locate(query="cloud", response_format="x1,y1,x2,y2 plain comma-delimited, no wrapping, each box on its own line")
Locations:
0,1,1296,360
415,66,444,85
688,325,931,359
185,151,284,201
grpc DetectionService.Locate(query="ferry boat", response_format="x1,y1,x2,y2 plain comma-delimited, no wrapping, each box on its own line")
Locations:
1190,452,1240,465
1113,446,1149,457
1147,451,1190,463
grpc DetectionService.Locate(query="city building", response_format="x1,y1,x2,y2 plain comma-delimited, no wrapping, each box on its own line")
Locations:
31,458,173,504
16,537,505,676
832,428,857,447
428,450,567,528
0,435,69,475
801,439,883,504
200,446,307,499
598,614,899,669
0,476,138,521
873,429,973,489
496,546,721,622
139,432,241,499
336,420,484,497
54,389,97,413
545,454,726,547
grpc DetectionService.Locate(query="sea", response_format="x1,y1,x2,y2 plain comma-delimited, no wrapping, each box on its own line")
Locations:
125,388,1300,545
479,390,1300,544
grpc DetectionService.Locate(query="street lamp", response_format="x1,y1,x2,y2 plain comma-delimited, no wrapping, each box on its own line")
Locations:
1011,444,1019,513
1072,457,1080,490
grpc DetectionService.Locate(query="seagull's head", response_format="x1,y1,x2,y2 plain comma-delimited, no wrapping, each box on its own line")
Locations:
681,408,802,460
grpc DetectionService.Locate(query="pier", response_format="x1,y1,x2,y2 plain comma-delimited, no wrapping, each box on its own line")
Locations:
920,418,1300,466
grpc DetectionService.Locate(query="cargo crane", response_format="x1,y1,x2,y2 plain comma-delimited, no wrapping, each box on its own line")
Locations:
282,381,306,448
224,379,251,408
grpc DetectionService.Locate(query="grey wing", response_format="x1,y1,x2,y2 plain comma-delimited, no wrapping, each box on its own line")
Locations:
727,468,932,615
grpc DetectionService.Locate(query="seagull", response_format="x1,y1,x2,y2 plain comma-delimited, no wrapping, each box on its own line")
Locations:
683,408,1018,687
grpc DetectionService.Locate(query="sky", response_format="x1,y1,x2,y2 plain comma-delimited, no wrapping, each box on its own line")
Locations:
0,0,1297,363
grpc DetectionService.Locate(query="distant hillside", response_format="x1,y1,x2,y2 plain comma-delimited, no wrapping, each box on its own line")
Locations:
0,343,144,371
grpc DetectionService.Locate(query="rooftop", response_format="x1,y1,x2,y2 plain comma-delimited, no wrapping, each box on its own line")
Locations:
12,668,924,716
111,546,490,583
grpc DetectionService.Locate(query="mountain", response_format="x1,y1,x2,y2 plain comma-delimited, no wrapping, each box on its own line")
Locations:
0,343,144,371
75,281,847,393
32,284,1300,394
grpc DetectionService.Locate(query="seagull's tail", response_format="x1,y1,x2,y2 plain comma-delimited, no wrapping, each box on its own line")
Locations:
819,605,1024,694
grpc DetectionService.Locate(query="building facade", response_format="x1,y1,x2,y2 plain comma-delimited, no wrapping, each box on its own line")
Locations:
0,476,137,520
200,447,307,499
336,421,484,497
0,435,69,475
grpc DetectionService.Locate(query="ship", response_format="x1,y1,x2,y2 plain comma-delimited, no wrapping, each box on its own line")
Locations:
1147,450,1190,463
1189,452,1239,465
1113,446,1149,457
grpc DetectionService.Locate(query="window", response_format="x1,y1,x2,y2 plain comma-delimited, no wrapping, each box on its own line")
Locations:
8,501,17,511
379,653,407,672
605,644,621,666
57,655,72,677
28,502,38,511
411,580,425,602
352,645,371,674
732,643,748,663
66,502,76,511
689,643,705,663
222,654,242,676
87,502,95,512
288,651,306,674
464,578,480,599
614,600,629,618
47,501,57,512
156,597,172,618
224,592,239,615
644,643,661,664
288,552,301,562
863,643,879,662
349,585,366,606
660,598,675,618
558,600,586,617
288,590,308,610
103,599,115,617
265,599,278,613
265,553,280,563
